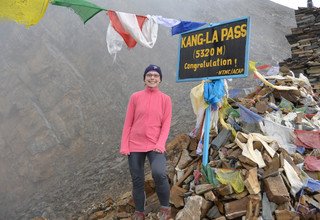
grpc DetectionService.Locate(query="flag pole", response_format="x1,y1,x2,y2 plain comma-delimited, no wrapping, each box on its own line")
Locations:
202,104,211,166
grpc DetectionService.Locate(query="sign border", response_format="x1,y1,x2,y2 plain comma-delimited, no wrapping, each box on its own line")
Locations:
176,16,251,82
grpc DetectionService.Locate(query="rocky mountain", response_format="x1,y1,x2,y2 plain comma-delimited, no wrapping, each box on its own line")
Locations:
0,0,296,219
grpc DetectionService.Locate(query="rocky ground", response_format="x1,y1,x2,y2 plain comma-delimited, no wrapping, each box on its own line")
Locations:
0,0,298,219
31,66,320,220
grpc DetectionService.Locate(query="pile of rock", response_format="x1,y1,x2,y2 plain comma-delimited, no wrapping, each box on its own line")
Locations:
32,70,320,220
280,6,320,96
76,70,320,220
73,129,319,220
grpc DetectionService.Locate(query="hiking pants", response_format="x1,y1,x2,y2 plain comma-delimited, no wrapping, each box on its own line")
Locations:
128,151,170,212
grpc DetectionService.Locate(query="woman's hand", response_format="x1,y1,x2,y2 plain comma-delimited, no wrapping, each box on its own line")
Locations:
153,148,162,153
120,151,130,156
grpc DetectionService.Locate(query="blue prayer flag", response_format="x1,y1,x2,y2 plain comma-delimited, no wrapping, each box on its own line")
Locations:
171,20,206,35
237,104,263,124
204,80,225,106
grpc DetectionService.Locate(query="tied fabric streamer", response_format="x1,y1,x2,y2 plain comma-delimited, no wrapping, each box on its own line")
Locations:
171,20,206,35
237,103,263,124
0,0,49,27
204,80,225,109
51,0,104,24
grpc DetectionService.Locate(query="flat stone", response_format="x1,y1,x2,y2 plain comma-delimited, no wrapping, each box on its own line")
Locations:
238,155,257,167
244,167,261,194
189,150,197,157
263,154,280,178
204,191,217,202
182,184,189,190
313,193,320,203
145,174,156,197
262,151,273,164
89,211,106,220
291,153,304,164
262,192,273,220
195,184,214,195
170,185,187,208
116,212,131,218
116,191,135,212
224,143,236,149
201,200,213,219
183,175,194,185
221,161,232,169
245,195,261,219
303,195,320,209
214,217,226,220
264,175,290,205
145,193,160,214
175,195,203,220
215,200,225,215
166,134,191,182
207,191,224,214
276,201,292,211
175,165,195,186
241,162,257,171
226,148,242,159
211,128,232,150
188,137,198,151
256,100,269,114
209,160,221,168
224,196,250,219
217,184,234,196
177,149,193,169
166,133,191,153
206,206,221,219
273,90,300,104
99,211,117,220
223,190,248,200
275,210,300,220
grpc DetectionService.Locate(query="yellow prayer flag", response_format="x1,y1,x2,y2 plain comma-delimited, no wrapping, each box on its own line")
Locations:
249,60,257,73
0,0,49,27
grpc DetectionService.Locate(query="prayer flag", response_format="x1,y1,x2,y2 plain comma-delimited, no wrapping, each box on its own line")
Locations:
237,104,263,124
106,11,158,54
153,16,180,28
171,20,206,35
51,0,104,24
108,11,147,48
0,0,49,27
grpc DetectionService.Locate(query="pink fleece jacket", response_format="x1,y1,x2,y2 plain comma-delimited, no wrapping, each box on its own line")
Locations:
120,87,172,154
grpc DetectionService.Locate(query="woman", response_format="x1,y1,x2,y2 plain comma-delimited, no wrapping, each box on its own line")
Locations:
120,64,172,220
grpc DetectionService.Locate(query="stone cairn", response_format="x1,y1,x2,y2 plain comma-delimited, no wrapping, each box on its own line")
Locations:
280,6,320,97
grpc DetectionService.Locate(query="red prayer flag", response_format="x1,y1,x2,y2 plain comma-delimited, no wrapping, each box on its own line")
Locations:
294,130,320,149
107,11,147,48
256,64,271,70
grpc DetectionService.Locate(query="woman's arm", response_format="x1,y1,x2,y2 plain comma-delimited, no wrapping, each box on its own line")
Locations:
120,95,135,155
155,96,172,152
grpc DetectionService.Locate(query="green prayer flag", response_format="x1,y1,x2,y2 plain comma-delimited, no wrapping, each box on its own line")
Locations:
201,164,219,187
51,0,104,23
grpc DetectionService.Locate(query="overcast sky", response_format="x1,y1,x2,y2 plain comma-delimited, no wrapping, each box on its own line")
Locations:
270,0,320,9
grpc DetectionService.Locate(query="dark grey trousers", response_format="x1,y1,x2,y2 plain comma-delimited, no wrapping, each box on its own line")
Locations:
128,151,170,212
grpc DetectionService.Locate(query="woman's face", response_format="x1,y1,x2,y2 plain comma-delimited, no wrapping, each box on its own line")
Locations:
144,71,161,88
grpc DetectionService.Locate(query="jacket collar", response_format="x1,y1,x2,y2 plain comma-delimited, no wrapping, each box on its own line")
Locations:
145,86,159,93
